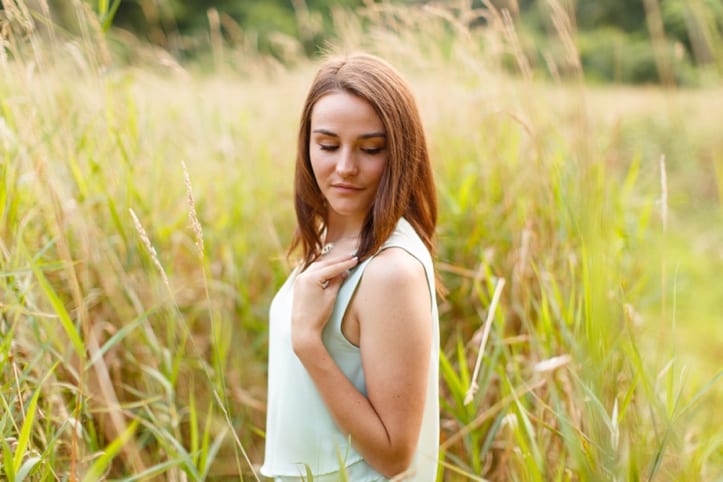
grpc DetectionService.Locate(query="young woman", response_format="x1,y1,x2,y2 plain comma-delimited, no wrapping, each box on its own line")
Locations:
261,53,439,481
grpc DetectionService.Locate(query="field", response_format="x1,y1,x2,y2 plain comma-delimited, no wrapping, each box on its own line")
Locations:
1,3,722,481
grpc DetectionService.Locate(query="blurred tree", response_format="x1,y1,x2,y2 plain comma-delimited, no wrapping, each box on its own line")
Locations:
487,0,721,83
107,0,365,54
576,0,647,33
16,0,719,82
661,0,722,65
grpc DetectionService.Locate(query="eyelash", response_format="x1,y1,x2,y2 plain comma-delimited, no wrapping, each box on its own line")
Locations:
318,145,384,155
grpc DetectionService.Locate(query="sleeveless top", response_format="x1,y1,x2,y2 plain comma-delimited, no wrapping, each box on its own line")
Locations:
261,217,440,481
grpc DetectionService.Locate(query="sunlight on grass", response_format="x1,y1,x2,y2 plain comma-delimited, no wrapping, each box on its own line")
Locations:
1,1,721,480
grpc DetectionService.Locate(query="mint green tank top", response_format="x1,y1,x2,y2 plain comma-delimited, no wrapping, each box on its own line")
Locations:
261,218,440,481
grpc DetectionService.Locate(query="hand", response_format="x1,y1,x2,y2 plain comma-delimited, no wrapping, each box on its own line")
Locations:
291,253,358,353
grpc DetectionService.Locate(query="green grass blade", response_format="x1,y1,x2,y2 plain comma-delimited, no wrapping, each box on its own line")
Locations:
189,379,199,468
88,306,159,369
81,419,139,482
303,464,314,481
3,438,16,482
198,400,215,476
13,363,58,472
30,263,85,361
117,458,187,482
16,456,41,482
199,426,227,479
675,369,723,420
101,0,123,31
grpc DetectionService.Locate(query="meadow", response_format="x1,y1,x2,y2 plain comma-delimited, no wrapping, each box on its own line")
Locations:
1,2,722,480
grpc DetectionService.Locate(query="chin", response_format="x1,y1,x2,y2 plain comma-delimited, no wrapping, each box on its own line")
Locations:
328,203,369,218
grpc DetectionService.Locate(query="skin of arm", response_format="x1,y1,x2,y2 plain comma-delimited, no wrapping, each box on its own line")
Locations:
291,247,432,477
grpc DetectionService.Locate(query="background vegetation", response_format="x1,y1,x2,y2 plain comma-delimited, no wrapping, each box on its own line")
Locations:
40,0,723,85
1,0,722,480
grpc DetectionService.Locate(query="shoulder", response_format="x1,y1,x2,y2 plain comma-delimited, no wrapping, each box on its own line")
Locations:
363,247,427,289
353,247,431,318
353,248,432,356
382,218,433,266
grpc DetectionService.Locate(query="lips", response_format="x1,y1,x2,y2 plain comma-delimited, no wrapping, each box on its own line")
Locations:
331,183,363,192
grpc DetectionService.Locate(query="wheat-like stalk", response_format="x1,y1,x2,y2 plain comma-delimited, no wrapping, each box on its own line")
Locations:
182,160,205,256
129,208,171,293
501,8,532,80
660,154,668,232
546,0,582,78
464,278,506,405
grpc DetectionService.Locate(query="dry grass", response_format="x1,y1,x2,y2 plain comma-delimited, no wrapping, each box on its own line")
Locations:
1,1,722,480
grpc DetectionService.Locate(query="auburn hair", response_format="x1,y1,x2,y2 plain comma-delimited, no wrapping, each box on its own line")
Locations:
290,53,437,268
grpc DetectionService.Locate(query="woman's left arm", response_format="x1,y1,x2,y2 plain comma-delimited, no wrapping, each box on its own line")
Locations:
292,247,432,477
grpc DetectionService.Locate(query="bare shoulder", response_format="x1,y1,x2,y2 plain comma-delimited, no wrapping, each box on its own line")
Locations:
362,247,427,289
354,247,430,316
345,248,431,347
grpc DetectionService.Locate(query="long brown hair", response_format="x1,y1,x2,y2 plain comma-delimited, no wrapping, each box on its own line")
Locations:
290,53,437,268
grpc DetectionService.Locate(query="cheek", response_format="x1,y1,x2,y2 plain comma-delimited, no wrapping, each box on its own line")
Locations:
370,159,387,185
309,153,325,179
310,151,331,171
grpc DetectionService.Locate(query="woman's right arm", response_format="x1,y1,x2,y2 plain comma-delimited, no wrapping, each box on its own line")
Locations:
292,248,432,477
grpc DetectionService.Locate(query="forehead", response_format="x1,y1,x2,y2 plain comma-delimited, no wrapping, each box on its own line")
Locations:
310,91,385,133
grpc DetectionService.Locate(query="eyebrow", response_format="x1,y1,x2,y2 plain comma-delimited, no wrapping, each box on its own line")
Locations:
311,128,386,139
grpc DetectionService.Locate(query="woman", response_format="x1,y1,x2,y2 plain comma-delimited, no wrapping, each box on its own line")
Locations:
261,53,439,481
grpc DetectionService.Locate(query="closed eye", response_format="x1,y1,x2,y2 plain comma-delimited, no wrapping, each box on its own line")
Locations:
319,144,339,151
362,147,384,155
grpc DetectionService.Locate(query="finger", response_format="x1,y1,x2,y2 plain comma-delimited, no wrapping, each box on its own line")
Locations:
310,252,357,269
314,256,358,284
306,254,358,276
319,272,346,290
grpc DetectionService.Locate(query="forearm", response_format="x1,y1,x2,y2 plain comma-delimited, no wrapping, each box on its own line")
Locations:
293,335,413,477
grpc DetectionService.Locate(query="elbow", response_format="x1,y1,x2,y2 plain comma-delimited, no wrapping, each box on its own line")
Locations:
376,445,416,479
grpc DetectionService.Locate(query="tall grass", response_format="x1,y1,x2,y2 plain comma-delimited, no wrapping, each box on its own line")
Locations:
1,1,722,480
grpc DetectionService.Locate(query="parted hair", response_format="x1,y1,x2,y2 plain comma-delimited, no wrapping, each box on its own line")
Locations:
290,53,437,268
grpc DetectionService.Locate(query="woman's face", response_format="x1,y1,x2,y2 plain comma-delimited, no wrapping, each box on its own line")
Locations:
309,91,387,228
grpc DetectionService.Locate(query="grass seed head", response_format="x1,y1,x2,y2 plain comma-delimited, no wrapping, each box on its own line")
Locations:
182,160,205,256
129,208,171,293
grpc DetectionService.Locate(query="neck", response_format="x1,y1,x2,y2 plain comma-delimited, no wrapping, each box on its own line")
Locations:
325,232,360,244
324,213,364,244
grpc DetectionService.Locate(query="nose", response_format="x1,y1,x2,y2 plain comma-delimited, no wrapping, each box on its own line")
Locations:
335,147,358,177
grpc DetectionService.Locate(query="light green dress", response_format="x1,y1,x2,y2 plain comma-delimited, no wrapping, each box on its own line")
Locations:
261,218,440,481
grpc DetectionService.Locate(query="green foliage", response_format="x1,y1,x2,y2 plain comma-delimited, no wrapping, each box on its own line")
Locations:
11,0,721,83
576,27,697,84
101,0,366,56
96,0,122,31
661,0,723,66
81,420,139,482
576,0,647,33
1,1,722,480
